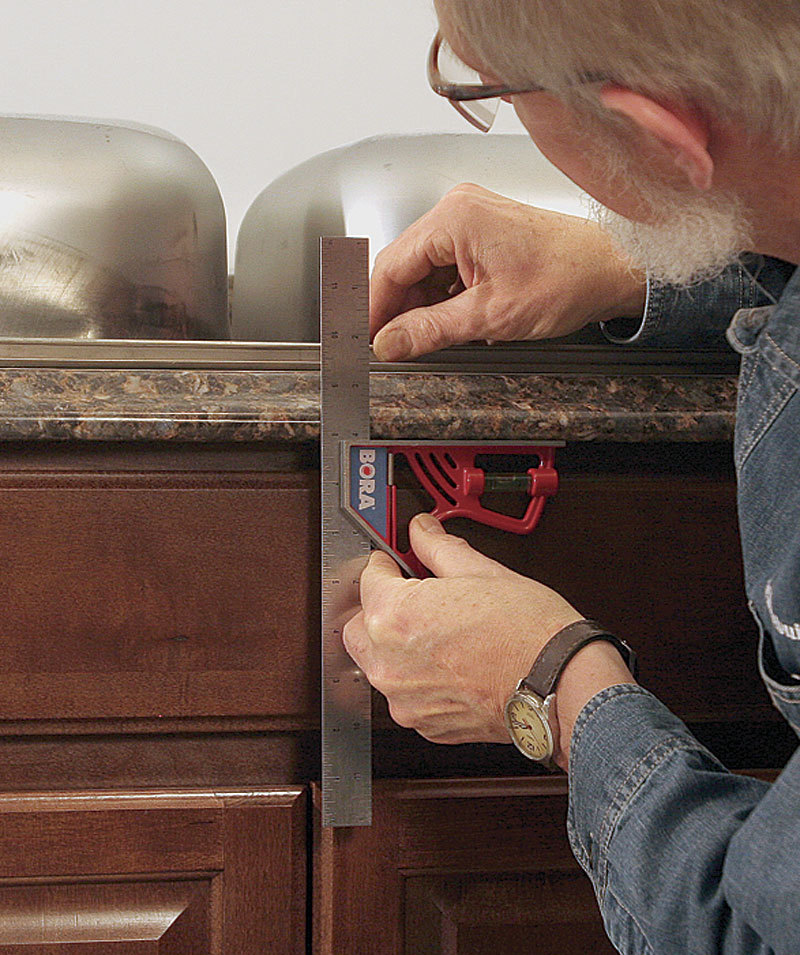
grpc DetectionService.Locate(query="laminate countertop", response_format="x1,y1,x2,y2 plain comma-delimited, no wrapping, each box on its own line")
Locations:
0,368,738,443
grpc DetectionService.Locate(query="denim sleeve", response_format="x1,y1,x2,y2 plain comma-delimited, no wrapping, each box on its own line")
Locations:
567,684,800,955
599,256,796,348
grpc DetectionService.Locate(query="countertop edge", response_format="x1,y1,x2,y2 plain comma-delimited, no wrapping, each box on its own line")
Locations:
0,369,738,444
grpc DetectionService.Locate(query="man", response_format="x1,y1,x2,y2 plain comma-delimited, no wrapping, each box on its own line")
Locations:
343,1,800,953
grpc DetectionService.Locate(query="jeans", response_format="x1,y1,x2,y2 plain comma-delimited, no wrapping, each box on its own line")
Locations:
568,259,800,954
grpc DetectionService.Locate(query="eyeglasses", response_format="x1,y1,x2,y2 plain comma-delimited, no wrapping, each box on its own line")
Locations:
427,31,608,133
427,31,548,133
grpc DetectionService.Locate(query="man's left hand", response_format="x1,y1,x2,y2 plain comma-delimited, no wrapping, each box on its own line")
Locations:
343,513,585,745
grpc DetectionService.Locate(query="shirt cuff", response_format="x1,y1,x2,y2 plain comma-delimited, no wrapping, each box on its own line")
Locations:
600,273,665,344
566,683,722,894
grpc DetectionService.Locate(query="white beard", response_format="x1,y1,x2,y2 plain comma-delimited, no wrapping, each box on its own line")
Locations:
571,105,754,288
586,188,752,289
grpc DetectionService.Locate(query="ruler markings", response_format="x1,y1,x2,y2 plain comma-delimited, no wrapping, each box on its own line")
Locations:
320,237,372,827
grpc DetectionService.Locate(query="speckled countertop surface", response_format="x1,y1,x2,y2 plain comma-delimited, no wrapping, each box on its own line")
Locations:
0,368,738,443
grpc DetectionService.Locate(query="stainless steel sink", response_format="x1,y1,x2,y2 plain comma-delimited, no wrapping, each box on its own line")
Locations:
230,133,736,370
232,133,588,342
0,115,229,340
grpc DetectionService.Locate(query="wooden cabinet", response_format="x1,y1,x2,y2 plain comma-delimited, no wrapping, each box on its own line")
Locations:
0,788,306,953
314,777,615,955
0,439,789,951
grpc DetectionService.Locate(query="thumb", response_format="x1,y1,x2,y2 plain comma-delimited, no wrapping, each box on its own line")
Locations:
372,288,486,361
409,514,509,579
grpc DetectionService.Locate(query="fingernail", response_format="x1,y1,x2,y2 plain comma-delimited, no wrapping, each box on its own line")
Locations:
375,327,411,362
414,513,445,534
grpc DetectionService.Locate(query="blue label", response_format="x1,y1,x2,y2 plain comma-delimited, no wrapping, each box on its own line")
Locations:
350,445,388,540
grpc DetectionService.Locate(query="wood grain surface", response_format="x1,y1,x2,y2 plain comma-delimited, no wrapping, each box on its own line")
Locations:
0,787,305,953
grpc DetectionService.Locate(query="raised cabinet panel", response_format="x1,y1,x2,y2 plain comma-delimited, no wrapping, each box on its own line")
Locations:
405,874,613,955
0,788,306,955
313,778,614,955
0,881,210,954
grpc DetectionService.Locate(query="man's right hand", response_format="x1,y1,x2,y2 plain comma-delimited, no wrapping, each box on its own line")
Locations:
370,183,647,361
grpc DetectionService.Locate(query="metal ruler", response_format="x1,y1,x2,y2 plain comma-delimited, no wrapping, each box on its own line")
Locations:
319,236,373,827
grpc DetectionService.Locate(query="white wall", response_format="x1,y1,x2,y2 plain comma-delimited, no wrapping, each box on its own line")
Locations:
0,0,523,261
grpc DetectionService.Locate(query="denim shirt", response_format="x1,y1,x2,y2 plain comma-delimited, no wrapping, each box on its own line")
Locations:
568,257,800,955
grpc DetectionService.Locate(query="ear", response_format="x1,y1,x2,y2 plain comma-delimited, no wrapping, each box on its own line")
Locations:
599,86,714,191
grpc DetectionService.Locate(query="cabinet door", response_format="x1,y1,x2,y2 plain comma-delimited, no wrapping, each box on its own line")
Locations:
0,787,305,954
313,777,615,955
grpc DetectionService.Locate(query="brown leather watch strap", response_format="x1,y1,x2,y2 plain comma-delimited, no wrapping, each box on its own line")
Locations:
521,619,638,698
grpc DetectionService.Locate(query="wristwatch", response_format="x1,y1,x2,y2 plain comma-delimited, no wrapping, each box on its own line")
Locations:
503,619,637,766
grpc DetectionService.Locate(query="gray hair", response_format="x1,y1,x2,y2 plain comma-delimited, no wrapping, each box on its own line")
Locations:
443,0,800,148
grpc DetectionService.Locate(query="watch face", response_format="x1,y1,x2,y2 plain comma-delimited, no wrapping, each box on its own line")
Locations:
505,696,552,761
